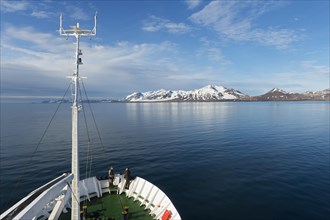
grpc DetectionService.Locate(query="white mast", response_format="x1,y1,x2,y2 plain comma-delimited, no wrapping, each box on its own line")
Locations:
59,13,97,220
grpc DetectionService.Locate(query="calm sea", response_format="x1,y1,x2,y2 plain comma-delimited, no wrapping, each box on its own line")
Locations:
1,102,329,220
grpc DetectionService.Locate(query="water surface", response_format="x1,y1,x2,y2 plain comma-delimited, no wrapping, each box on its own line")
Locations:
1,102,329,219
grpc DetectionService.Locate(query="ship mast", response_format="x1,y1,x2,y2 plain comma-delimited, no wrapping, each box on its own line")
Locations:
59,13,97,220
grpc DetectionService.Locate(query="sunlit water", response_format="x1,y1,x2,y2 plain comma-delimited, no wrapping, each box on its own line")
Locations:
1,102,329,219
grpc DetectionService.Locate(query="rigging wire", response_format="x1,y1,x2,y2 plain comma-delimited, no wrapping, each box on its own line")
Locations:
78,82,92,180
79,79,107,213
81,79,106,153
3,83,71,212
66,183,80,206
80,79,106,217
78,80,93,211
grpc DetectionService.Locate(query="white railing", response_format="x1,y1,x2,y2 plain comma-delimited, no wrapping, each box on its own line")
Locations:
1,174,181,220
0,173,73,220
125,177,181,220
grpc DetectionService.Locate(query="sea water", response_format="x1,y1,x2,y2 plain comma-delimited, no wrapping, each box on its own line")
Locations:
1,102,329,219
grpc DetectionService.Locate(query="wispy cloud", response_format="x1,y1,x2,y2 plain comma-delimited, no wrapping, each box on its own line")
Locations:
3,25,65,53
300,60,329,77
2,43,51,58
0,0,29,12
66,6,91,21
31,10,50,19
142,15,192,34
1,25,233,97
185,0,202,9
197,37,232,64
189,1,300,49
2,24,206,96
2,17,326,98
1,1,55,20
258,60,330,93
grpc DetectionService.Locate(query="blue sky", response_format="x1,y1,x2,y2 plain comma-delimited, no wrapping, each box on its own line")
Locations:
1,0,329,98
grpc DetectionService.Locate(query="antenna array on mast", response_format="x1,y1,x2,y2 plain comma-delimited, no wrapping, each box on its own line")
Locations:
60,12,97,37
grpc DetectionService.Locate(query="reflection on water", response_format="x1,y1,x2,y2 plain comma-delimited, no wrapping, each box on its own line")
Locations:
126,102,232,129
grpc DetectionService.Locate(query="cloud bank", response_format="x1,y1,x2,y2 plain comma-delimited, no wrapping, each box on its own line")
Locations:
142,15,192,34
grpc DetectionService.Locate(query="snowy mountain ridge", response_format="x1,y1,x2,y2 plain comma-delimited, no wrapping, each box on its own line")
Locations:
125,86,330,102
256,88,330,101
126,85,248,102
269,88,290,94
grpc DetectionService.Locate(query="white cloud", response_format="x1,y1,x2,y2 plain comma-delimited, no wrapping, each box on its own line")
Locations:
31,10,50,19
185,0,202,9
300,60,329,77
2,43,51,58
142,15,192,34
1,0,29,12
1,25,226,97
3,25,65,53
1,24,208,96
66,6,91,21
206,47,230,63
3,22,323,98
189,1,299,49
197,38,232,64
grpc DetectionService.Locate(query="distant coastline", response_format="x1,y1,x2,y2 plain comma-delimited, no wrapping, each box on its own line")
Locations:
3,85,329,104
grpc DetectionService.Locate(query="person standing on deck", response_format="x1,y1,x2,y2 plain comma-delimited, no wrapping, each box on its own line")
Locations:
124,167,131,189
108,166,115,187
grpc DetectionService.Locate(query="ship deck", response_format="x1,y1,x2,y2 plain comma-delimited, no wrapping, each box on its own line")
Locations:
59,193,154,220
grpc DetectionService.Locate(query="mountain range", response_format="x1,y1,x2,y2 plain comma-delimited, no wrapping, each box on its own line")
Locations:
125,85,330,102
41,85,330,103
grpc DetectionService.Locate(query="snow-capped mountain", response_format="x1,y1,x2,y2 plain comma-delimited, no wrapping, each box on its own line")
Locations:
303,89,330,100
126,85,248,102
257,88,293,101
256,88,330,101
268,88,288,93
304,89,330,96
